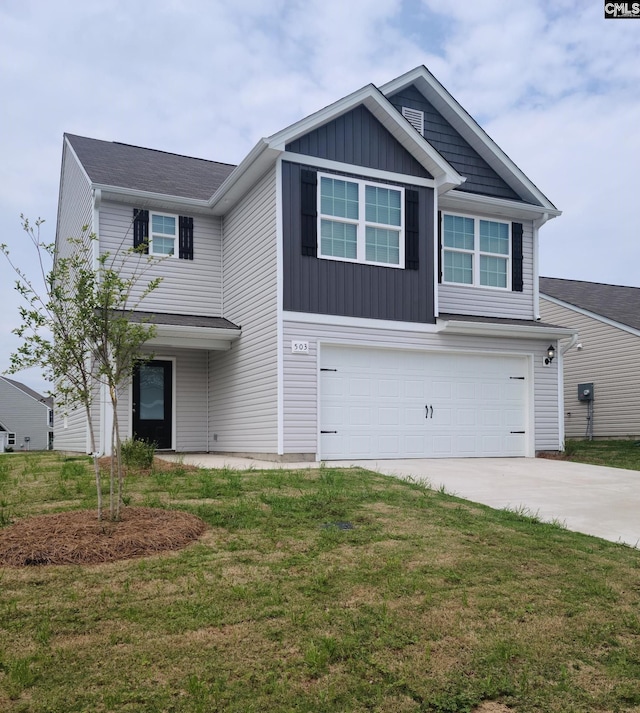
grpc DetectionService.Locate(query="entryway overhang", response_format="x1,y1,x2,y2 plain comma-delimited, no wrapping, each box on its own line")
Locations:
125,311,242,351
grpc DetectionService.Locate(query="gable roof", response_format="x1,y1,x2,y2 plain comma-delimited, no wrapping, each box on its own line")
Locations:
210,81,465,213
380,66,559,213
540,277,640,332
65,134,236,201
0,376,53,408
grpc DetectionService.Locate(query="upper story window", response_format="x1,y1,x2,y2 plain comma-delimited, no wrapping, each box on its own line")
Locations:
133,209,194,260
318,174,404,268
47,409,53,428
150,213,177,257
442,213,511,289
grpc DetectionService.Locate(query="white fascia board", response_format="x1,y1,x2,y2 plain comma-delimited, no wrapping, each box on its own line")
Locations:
438,317,576,340
439,190,562,222
284,310,444,334
540,294,640,339
208,139,281,215
283,152,437,188
380,67,558,212
147,324,241,351
95,185,210,213
267,84,463,191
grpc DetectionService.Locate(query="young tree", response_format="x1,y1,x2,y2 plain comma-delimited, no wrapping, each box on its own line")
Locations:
1,216,162,520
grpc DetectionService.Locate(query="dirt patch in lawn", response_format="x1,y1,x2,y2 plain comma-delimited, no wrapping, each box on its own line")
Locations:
0,507,207,567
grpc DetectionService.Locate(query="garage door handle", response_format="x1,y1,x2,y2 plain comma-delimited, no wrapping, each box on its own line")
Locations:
510,431,525,434
425,405,433,419
321,430,337,434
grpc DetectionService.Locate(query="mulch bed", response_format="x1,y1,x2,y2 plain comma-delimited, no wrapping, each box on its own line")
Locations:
0,507,207,567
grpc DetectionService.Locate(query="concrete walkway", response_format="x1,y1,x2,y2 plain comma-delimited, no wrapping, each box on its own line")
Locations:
158,454,640,548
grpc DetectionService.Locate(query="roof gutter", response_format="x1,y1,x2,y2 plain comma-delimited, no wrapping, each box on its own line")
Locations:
438,318,576,340
92,184,211,210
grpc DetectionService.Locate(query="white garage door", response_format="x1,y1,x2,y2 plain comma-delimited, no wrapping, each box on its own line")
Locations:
320,346,529,459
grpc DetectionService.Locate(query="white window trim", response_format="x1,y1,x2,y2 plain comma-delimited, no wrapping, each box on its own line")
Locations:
149,212,178,258
7,433,16,446
442,212,511,290
317,173,405,269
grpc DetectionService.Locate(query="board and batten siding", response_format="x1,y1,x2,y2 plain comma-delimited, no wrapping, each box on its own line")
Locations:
98,200,223,317
438,218,535,320
540,297,640,439
283,318,561,455
208,168,279,453
282,161,435,323
56,143,94,261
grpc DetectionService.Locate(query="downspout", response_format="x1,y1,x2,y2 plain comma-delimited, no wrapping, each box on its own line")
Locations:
557,333,580,451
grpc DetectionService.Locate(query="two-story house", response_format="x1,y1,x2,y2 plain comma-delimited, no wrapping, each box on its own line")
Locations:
0,376,54,452
54,65,573,460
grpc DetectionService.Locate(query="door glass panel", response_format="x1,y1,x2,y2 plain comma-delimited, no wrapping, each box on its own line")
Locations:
139,364,165,420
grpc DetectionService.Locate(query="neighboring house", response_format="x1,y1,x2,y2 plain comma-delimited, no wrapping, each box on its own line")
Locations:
54,65,573,460
0,376,54,452
540,277,640,440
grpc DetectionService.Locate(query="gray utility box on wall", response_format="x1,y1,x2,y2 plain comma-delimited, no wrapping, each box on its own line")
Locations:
578,383,594,401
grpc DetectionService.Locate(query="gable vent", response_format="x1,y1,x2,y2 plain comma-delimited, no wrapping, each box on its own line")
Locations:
402,106,424,136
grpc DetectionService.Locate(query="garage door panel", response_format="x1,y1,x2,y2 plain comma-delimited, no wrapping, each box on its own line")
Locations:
320,346,528,459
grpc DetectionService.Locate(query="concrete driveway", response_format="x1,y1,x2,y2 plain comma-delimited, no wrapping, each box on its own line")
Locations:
159,454,640,548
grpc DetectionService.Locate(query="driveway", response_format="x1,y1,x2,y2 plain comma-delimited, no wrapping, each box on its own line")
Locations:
159,454,640,547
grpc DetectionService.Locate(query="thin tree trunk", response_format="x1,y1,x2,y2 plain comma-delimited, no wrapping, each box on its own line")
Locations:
114,408,123,521
84,404,102,520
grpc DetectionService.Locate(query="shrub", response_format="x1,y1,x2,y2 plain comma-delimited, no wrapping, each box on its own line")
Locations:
121,438,156,469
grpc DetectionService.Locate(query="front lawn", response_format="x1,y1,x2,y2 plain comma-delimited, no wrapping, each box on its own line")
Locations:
1,452,639,712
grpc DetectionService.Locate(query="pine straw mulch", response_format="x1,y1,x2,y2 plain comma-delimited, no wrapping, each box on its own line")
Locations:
0,507,208,567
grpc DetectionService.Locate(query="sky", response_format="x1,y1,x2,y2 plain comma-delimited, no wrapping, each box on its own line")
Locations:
1,0,639,395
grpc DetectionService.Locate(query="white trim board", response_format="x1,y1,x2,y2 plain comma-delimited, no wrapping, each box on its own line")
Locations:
540,294,640,339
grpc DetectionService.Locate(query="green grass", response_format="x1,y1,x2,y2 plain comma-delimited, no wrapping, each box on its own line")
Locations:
0,452,639,711
562,439,640,470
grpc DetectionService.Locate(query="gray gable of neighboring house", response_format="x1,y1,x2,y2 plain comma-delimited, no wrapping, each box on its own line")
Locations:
387,84,522,202
0,377,52,451
540,277,640,331
285,105,433,178
65,134,237,200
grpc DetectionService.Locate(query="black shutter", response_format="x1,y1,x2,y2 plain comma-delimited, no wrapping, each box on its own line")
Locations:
404,189,419,270
512,222,523,292
437,210,442,283
133,209,149,254
179,216,194,260
301,169,317,256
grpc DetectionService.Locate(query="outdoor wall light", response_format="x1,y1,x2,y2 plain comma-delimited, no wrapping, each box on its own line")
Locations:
544,344,556,366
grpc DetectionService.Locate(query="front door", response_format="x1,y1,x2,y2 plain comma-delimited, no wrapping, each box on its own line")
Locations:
132,360,173,449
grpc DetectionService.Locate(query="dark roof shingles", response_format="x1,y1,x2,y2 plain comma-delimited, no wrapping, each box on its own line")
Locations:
540,277,640,332
66,134,236,200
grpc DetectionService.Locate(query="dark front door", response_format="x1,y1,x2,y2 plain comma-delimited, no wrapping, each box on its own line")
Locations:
132,360,173,449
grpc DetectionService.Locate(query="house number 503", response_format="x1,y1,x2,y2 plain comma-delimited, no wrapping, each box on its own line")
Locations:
291,340,309,354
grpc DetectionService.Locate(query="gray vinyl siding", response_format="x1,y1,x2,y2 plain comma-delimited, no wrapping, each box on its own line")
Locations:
387,85,523,201
174,350,208,452
98,200,223,316
282,318,560,455
56,143,94,261
208,168,278,453
282,161,435,323
285,105,432,178
438,217,535,320
54,404,90,453
0,380,52,451
540,297,640,439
